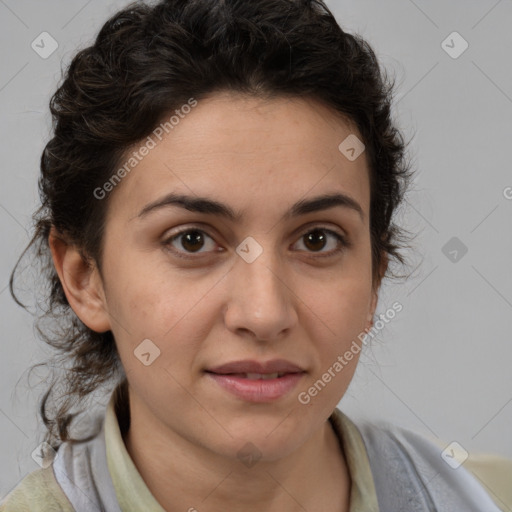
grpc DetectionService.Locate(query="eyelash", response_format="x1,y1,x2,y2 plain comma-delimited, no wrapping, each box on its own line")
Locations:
162,225,351,260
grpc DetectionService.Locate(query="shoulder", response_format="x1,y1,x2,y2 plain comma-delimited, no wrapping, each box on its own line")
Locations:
343,412,512,511
389,423,512,511
0,465,73,512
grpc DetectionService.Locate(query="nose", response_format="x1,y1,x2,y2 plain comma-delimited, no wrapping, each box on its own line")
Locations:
223,245,298,342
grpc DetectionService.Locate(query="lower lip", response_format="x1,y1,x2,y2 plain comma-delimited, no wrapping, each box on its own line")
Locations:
206,372,305,402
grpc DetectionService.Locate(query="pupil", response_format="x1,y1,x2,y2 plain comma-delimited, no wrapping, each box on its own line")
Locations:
182,231,204,252
305,230,326,251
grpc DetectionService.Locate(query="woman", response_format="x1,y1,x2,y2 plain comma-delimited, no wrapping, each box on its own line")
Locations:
2,0,511,510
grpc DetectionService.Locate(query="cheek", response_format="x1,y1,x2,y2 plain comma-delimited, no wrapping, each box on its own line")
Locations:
105,257,214,376
295,279,371,410
308,257,373,333
313,288,370,363
300,261,373,374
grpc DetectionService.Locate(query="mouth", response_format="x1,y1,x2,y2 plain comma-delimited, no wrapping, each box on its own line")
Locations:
208,372,290,380
206,358,305,375
204,359,306,402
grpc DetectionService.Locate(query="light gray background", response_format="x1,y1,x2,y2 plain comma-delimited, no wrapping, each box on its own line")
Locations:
1,0,511,499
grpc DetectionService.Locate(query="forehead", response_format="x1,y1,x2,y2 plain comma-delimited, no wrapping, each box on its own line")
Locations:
106,93,370,224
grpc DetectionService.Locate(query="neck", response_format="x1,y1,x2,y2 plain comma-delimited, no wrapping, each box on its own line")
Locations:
123,396,351,512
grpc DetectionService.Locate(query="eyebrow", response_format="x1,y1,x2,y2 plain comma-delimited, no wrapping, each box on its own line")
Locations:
134,191,365,223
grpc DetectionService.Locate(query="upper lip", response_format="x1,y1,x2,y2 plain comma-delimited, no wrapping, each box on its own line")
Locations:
206,359,305,374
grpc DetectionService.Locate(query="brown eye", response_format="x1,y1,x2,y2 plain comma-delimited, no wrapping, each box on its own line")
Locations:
293,227,349,257
163,228,218,258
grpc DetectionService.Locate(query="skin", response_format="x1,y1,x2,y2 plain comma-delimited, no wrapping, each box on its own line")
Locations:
49,92,387,511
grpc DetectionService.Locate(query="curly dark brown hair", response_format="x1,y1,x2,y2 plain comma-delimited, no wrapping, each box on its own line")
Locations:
10,0,414,450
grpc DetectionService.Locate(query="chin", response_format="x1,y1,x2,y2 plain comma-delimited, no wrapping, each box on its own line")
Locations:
212,415,309,462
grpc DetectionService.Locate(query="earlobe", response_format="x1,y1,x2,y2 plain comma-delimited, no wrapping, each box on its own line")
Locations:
48,227,111,333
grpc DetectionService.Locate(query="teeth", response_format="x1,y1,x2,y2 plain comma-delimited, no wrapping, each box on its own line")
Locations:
245,372,280,380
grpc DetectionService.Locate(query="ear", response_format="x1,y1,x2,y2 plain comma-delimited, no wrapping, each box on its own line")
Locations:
48,226,111,333
365,251,389,331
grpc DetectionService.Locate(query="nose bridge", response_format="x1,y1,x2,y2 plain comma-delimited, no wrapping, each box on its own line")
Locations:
238,240,286,313
226,236,296,338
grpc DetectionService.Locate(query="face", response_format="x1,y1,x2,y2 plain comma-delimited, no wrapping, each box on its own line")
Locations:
86,92,381,461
